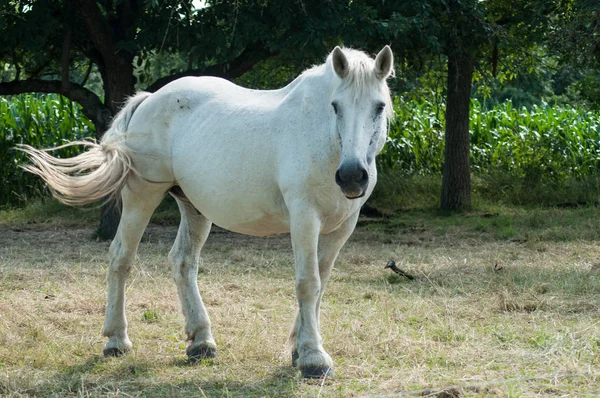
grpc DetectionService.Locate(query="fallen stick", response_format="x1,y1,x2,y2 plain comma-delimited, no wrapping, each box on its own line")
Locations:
384,260,415,280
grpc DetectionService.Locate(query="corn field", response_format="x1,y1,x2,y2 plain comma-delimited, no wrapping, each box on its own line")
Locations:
382,98,600,179
2,94,600,208
381,98,600,203
0,94,93,207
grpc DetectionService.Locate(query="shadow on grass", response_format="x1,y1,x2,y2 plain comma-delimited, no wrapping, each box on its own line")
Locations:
354,206,600,243
28,355,302,397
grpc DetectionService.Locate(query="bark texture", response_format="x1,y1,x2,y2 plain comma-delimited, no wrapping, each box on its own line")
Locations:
73,0,137,239
440,50,474,211
95,55,135,240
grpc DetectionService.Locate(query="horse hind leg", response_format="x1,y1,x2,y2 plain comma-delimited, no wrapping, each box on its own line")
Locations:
169,196,216,361
102,181,166,357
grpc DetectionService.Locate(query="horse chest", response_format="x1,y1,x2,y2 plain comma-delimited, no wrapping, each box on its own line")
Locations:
317,196,362,234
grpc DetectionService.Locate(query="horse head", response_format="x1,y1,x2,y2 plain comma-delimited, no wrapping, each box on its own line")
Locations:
329,46,394,199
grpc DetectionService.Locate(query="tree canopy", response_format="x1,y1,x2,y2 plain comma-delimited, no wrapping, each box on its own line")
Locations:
0,0,374,134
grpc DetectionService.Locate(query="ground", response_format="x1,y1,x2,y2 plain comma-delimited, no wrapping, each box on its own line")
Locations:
0,203,600,397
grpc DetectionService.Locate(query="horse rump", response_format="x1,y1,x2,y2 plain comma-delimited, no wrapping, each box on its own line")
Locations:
17,92,151,207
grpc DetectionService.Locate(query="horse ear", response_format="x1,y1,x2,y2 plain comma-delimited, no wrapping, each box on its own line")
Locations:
374,45,394,80
332,46,349,79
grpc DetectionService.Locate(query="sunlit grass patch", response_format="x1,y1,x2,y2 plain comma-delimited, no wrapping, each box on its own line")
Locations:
1,207,600,396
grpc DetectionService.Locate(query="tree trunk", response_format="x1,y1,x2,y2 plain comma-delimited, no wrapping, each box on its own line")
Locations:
98,201,121,240
95,55,135,240
440,50,474,211
92,116,120,240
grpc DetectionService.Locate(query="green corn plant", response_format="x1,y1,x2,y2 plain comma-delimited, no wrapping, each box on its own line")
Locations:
382,97,600,204
0,94,94,208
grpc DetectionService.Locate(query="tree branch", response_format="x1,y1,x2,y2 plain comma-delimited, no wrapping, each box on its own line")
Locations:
12,51,21,80
0,79,111,131
61,24,72,92
81,59,93,87
71,0,114,63
146,46,277,93
114,0,138,42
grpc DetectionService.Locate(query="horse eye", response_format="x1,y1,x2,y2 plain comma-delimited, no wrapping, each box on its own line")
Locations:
375,103,385,115
331,102,339,114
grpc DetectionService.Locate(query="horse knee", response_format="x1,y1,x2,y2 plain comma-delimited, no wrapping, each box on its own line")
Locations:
108,239,135,276
295,277,320,302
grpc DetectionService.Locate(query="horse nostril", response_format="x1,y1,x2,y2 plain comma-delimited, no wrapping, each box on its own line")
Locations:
335,169,343,185
336,165,368,187
356,167,368,183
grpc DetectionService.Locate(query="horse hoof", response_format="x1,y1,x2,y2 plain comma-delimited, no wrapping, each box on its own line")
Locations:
187,344,217,362
301,366,334,379
103,346,129,357
292,350,299,368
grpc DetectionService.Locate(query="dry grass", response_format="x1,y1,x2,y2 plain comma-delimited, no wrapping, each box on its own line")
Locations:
1,206,600,397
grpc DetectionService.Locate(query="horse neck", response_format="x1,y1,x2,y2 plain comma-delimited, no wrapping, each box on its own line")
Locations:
279,67,342,167
284,65,337,108
281,64,333,95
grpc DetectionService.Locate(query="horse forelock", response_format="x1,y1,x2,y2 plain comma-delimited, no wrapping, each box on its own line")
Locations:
325,47,394,121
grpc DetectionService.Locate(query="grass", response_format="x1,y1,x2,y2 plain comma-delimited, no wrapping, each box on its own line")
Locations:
1,201,600,396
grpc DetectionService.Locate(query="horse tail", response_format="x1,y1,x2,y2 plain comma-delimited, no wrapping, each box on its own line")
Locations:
18,92,151,207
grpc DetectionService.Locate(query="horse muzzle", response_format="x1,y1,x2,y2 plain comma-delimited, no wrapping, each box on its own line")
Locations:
335,161,369,199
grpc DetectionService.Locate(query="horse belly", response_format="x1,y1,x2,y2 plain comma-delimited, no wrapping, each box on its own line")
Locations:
195,196,290,237
227,212,290,236
177,174,291,237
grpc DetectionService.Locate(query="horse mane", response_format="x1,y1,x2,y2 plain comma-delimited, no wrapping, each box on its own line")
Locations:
325,47,395,121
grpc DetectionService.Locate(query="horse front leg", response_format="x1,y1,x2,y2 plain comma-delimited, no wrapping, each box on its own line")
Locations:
290,211,359,373
290,210,334,378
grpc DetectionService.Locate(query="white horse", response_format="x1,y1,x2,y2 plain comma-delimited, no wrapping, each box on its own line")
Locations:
21,46,394,378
